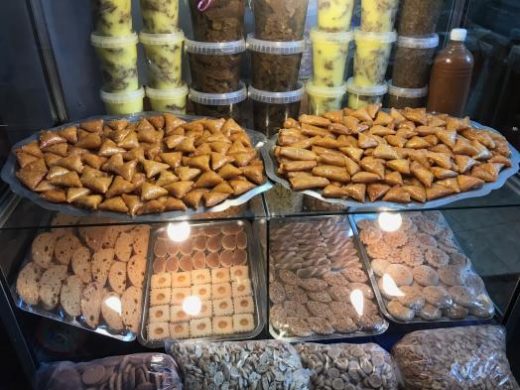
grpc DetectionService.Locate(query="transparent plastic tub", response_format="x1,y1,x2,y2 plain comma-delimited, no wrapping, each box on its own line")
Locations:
317,0,355,32
188,0,245,42
101,87,144,115
248,35,305,92
92,0,132,36
249,83,304,137
311,29,352,88
360,0,399,32
140,0,179,34
146,85,188,113
346,77,387,109
387,82,428,109
306,81,347,115
188,84,247,125
397,0,444,36
186,39,245,93
252,0,309,41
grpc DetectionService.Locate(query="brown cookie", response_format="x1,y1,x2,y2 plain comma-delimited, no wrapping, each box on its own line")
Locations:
413,265,439,286
438,265,467,286
108,261,127,295
16,262,43,305
114,232,133,262
39,264,68,310
31,232,58,268
92,248,115,285
122,285,142,333
71,246,92,283
81,364,106,386
127,255,146,287
60,275,83,317
81,282,105,328
385,264,413,286
387,300,415,321
54,233,82,265
132,225,150,257
101,292,124,332
79,226,108,252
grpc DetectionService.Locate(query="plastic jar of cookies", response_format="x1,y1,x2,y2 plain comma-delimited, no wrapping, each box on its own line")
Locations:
188,0,245,42
252,0,309,41
397,0,444,36
146,84,188,113
101,87,144,115
189,83,247,125
310,29,352,88
346,78,387,109
306,81,347,115
386,82,428,109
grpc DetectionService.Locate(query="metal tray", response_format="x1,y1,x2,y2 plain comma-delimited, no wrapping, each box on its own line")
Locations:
349,212,495,325
261,121,520,211
138,220,266,348
2,112,273,222
268,215,389,342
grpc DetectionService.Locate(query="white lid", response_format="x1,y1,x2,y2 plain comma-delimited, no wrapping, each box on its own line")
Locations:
354,29,397,43
139,31,184,45
397,34,439,49
310,29,353,44
306,81,348,97
100,87,145,103
189,83,247,105
346,78,388,96
450,28,467,42
146,84,188,99
387,80,428,98
185,38,246,55
247,34,305,55
91,32,138,48
249,83,305,104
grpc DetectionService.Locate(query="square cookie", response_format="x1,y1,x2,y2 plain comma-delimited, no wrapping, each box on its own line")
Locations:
190,318,212,337
230,265,249,282
172,271,191,288
169,322,190,339
211,268,230,284
170,305,190,323
149,305,169,323
234,296,254,314
151,273,171,289
212,316,233,335
213,298,234,316
232,280,252,297
150,288,171,306
171,287,191,305
233,314,254,332
192,284,212,301
212,282,231,300
148,322,169,340
191,269,211,285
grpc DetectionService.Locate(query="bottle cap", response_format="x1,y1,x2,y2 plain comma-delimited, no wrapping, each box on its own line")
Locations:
249,83,305,104
189,83,247,106
450,28,467,42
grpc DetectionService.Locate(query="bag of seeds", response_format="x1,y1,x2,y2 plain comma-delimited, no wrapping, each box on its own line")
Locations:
295,342,399,389
167,339,311,389
36,353,182,390
392,325,519,390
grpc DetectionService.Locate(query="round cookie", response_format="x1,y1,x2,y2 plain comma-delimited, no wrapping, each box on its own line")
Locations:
382,230,408,248
438,265,468,286
416,218,444,235
398,285,425,311
413,265,439,286
269,281,286,304
415,233,437,248
448,286,477,308
81,364,106,386
31,232,58,268
387,300,415,321
60,275,83,317
469,295,495,318
359,227,382,246
54,233,82,265
385,264,413,286
443,303,469,319
101,292,124,332
418,303,442,321
423,285,452,308
400,245,424,267
343,267,368,283
464,273,486,294
424,247,450,268
371,259,390,277
449,252,471,268
349,283,375,300
16,262,43,305
366,242,392,260
71,246,92,284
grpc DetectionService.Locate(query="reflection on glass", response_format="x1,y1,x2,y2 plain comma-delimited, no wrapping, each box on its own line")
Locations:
182,295,202,316
350,289,364,317
382,273,404,297
104,295,122,315
167,221,191,242
378,211,402,232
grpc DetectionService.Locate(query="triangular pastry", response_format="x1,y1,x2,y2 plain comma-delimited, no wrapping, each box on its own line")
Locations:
218,164,242,180
211,153,234,171
435,129,457,148
107,119,128,131
99,139,125,156
106,176,134,198
56,155,83,173
176,166,201,181
183,189,209,208
453,138,478,156
228,179,255,196
429,144,452,154
81,173,112,194
203,191,230,208
80,119,103,133
385,171,403,186
192,143,212,156
147,115,165,130
431,167,458,179
383,185,411,203
351,171,380,183
75,133,101,149
213,181,234,194
164,113,186,134
242,165,265,184
436,178,460,193
16,159,47,190
344,157,361,176
15,151,38,168
163,197,187,211
140,182,168,201
358,133,379,149
82,153,106,170
374,110,393,126
137,199,166,215
360,158,385,178
67,187,91,203
121,194,142,216
187,155,211,172
401,184,426,202
49,171,82,187
386,159,410,174
20,141,43,158
454,155,478,173
209,141,231,154
34,180,56,192
160,152,182,169
406,136,430,149
471,163,501,182
175,137,195,153
99,196,128,213
41,189,67,203
156,171,178,187
339,146,363,162
426,183,455,200
164,181,194,198
123,147,145,162
373,144,399,160
344,183,366,202
427,152,452,169
42,143,68,157
367,183,391,202
73,194,102,209
164,134,186,149
228,151,256,167
142,159,169,178
410,161,434,187
117,132,139,149
322,184,347,198
457,174,484,192
39,131,66,148
194,171,224,188
385,135,407,148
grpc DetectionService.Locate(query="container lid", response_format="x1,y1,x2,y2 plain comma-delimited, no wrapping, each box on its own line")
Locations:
189,83,247,105
354,29,397,43
346,78,388,96
139,31,184,45
185,38,246,55
248,83,305,104
146,84,189,99
387,81,428,98
247,34,305,55
397,34,439,49
450,28,467,42
310,28,353,43
306,81,347,98
100,87,145,103
91,32,138,48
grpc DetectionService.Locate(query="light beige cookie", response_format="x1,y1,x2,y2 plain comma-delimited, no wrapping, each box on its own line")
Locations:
192,284,211,301
16,262,43,305
371,258,390,277
149,305,169,323
91,248,115,285
232,280,252,297
31,232,58,268
151,272,171,289
171,287,191,305
387,299,415,321
424,247,450,268
449,285,477,308
438,265,468,286
423,285,453,308
212,316,233,335
190,318,212,337
213,298,234,316
443,303,469,319
233,313,254,332
148,322,169,340
191,269,211,285
132,225,150,257
101,226,119,249
60,275,83,317
385,264,413,286
419,303,442,321
212,282,232,300
127,255,146,287
81,282,105,328
108,261,127,295
79,226,107,252
39,264,68,310
170,305,190,323
150,288,171,306
397,285,425,311
54,233,82,265
121,285,142,332
114,232,133,262
413,265,439,286
71,246,92,283
169,322,190,339
171,271,191,288
101,292,124,332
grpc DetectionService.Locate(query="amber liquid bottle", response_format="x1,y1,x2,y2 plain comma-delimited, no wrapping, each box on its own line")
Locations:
427,28,474,117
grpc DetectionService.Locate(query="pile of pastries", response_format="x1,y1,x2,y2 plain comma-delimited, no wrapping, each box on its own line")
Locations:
14,114,266,215
274,106,513,203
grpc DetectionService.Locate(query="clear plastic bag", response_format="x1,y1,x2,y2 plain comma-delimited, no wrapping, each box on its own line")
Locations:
167,339,311,389
296,342,399,389
36,353,182,390
392,325,520,390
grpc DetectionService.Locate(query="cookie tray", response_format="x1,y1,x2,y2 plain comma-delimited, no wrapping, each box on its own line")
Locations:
138,220,267,348
2,112,273,222
349,213,496,325
261,121,520,212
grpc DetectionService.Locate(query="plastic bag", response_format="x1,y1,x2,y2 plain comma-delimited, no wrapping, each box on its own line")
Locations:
392,325,520,390
295,342,399,389
167,339,311,389
36,353,182,390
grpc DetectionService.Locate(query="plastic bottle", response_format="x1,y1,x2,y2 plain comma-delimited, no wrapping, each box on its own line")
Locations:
427,28,474,117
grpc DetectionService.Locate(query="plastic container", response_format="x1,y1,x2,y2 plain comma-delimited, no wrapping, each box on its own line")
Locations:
353,29,396,87
189,84,247,124
346,78,387,109
317,0,355,32
397,0,444,36
249,84,304,137
140,0,179,33
188,0,245,42
101,88,144,115
392,34,439,89
91,33,139,92
248,35,305,92
298,0,317,80
253,0,309,41
306,81,347,115
146,84,188,113
387,82,428,109
186,39,245,93
140,31,184,90
92,0,132,36
360,0,399,32
311,29,352,88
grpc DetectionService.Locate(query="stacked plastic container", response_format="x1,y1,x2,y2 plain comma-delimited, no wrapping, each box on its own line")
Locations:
185,0,247,124
248,0,308,136
387,0,443,108
90,0,144,114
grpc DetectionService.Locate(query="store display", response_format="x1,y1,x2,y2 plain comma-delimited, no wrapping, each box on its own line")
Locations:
392,325,519,389
9,113,267,215
36,352,182,390
169,340,311,389
386,83,428,109
269,217,387,340
189,85,248,125
306,82,347,115
188,0,245,42
146,85,188,113
346,78,388,109
140,221,264,344
140,32,184,89
360,0,399,33
353,30,396,87
14,220,149,340
397,0,443,36
269,106,515,206
252,0,309,41
296,342,399,389
92,0,132,37
317,0,355,32
311,29,352,88
264,183,303,214
186,39,245,93
140,0,179,34
100,88,145,115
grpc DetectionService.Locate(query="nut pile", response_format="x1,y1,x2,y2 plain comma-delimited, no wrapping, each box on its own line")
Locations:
392,325,519,389
274,106,513,203
296,343,399,389
14,114,265,215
